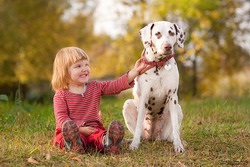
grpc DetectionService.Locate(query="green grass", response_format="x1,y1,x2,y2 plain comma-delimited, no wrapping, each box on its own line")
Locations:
0,95,249,166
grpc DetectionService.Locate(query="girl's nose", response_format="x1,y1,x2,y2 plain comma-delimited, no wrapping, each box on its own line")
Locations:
81,67,86,72
81,66,89,71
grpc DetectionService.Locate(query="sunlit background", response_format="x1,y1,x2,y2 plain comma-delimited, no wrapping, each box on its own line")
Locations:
0,0,249,102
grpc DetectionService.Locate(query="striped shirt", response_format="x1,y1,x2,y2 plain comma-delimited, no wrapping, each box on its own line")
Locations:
53,73,133,133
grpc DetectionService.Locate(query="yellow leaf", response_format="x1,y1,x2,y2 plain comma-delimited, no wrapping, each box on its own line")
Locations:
176,161,186,167
45,152,51,160
27,157,39,164
72,156,82,162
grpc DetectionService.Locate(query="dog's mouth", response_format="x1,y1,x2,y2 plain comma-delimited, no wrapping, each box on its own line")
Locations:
163,50,173,56
155,54,167,61
157,50,172,58
154,51,174,62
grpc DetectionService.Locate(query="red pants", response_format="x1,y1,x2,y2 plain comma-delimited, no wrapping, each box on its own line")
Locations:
53,126,107,152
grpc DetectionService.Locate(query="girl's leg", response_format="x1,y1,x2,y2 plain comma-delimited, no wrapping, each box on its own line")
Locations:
87,120,125,155
62,120,85,154
104,120,125,155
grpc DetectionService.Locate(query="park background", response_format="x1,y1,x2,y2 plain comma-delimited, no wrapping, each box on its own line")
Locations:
0,0,249,166
1,0,250,100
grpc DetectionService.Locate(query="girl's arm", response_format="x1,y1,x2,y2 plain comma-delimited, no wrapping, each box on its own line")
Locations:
127,58,148,83
98,58,148,95
53,91,71,127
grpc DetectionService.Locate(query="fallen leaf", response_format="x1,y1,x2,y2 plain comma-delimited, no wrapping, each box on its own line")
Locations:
175,161,186,167
72,156,82,162
45,152,51,160
27,157,39,164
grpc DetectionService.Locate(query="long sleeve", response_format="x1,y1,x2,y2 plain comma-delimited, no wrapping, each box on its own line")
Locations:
99,73,134,95
53,91,71,128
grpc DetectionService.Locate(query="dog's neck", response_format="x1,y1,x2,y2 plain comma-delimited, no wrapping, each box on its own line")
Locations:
139,49,175,75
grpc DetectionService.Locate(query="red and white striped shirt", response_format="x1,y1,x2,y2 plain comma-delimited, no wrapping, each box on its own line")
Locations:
53,73,133,133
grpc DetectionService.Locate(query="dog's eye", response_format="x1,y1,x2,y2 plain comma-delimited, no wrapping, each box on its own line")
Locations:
169,30,175,36
155,32,162,39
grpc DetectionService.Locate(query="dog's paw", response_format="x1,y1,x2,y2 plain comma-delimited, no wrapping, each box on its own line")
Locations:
129,142,139,150
174,143,185,153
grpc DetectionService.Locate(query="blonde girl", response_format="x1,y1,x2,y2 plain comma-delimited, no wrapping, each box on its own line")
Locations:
51,46,147,154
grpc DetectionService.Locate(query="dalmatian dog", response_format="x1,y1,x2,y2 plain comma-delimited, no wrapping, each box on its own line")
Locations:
122,21,186,153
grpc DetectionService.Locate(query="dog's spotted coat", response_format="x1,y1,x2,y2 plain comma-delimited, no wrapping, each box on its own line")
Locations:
122,21,186,153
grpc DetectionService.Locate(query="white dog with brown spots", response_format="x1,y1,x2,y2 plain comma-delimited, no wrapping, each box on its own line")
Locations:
122,21,186,153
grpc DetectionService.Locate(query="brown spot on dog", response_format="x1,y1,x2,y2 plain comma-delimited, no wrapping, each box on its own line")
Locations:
173,89,177,94
169,30,175,36
163,96,168,104
150,87,153,91
155,32,162,39
158,107,164,115
154,67,158,73
174,100,177,104
148,100,151,104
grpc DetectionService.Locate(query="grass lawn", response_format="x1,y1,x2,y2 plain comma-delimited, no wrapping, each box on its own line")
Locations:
0,95,249,166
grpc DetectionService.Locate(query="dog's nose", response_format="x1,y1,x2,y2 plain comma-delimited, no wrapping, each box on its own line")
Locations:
164,44,172,51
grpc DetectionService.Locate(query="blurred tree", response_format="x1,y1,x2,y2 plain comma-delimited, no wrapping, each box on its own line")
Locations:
0,0,101,99
0,0,68,85
0,0,249,100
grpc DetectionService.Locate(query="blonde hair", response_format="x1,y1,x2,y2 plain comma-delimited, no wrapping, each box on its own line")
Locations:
51,47,89,91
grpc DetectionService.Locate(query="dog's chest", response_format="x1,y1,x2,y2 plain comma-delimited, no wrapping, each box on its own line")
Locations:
137,60,178,93
135,60,179,120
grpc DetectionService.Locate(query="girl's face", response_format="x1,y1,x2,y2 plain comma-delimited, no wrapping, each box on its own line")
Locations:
68,59,90,86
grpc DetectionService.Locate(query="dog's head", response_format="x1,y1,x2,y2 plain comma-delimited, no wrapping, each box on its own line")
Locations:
139,21,185,61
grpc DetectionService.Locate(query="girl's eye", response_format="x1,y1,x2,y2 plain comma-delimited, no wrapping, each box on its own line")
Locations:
74,64,81,68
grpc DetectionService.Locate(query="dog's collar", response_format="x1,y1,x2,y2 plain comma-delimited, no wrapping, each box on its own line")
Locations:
139,49,175,74
141,55,174,67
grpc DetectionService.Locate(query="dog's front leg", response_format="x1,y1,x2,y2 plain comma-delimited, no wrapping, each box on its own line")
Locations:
129,95,148,150
169,99,185,153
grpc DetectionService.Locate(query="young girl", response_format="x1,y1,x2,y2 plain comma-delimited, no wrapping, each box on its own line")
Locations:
51,46,147,155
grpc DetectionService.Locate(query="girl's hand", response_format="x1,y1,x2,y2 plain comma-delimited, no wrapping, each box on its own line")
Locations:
127,58,148,83
134,58,148,74
79,126,97,137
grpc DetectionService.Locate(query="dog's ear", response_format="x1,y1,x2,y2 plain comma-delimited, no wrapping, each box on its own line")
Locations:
173,23,186,48
139,23,155,48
